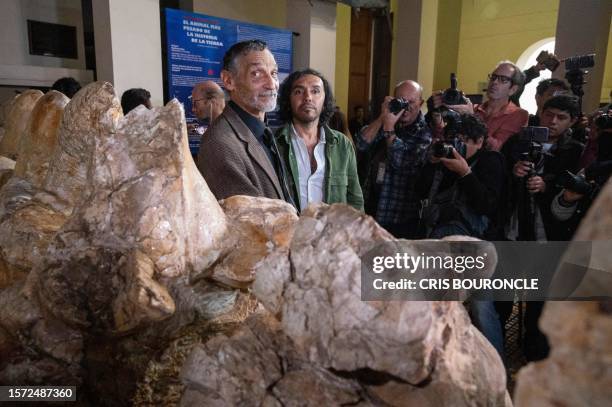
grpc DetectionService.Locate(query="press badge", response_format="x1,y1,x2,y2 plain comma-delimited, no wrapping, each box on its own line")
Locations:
376,162,386,184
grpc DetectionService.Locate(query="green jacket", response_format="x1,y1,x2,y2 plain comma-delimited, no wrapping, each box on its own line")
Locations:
275,123,364,212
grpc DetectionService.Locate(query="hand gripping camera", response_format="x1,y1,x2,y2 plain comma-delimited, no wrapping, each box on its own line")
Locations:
426,73,470,113
388,97,410,114
425,73,470,134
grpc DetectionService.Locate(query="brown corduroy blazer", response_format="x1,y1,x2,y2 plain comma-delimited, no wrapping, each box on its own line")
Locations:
196,104,284,201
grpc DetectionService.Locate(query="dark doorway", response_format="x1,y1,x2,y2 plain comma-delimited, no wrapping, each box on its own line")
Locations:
370,10,392,119
347,8,393,122
348,8,373,121
81,0,96,79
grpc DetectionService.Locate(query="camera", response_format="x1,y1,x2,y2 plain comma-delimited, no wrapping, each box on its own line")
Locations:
388,98,410,114
513,126,549,167
426,73,469,113
565,54,595,71
595,113,612,130
520,126,549,144
564,53,596,112
556,170,594,196
441,73,468,105
441,109,462,139
536,50,560,71
432,138,466,159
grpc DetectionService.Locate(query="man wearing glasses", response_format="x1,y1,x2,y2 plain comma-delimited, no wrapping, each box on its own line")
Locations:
190,80,226,133
433,61,529,151
355,80,432,238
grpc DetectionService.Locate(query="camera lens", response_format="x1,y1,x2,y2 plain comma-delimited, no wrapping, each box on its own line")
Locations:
388,98,408,114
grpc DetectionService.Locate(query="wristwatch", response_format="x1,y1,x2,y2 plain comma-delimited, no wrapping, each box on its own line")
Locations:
383,130,396,139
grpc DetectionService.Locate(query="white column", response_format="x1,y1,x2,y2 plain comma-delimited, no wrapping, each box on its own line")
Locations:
92,0,164,107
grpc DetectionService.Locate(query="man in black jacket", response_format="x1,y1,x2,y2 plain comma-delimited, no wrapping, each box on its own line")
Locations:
417,114,506,359
418,114,505,240
503,95,584,242
501,94,584,362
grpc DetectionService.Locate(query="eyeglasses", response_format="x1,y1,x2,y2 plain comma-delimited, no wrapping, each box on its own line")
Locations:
190,97,214,104
488,73,513,85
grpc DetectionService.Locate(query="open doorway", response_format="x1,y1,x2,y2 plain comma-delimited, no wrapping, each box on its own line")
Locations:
517,38,556,114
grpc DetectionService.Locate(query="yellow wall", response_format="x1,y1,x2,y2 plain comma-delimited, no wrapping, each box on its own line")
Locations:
432,0,462,92
456,0,559,95
334,3,351,113
417,0,439,98
193,0,286,29
602,20,612,105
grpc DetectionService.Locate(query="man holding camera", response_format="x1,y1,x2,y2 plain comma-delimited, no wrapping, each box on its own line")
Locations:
416,113,506,358
355,80,432,239
432,61,529,152
417,114,505,240
505,95,584,241
501,95,584,362
551,112,612,236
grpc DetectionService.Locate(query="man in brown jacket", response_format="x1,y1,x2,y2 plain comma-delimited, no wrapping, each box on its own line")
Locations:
197,40,289,202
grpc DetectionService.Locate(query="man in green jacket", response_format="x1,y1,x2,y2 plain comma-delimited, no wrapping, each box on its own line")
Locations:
275,68,363,212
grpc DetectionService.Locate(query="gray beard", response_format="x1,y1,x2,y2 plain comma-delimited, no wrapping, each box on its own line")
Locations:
237,90,277,113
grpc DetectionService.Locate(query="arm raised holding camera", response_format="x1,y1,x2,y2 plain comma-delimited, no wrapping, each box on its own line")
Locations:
358,96,404,145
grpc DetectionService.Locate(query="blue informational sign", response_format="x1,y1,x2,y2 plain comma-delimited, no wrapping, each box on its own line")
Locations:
164,8,293,155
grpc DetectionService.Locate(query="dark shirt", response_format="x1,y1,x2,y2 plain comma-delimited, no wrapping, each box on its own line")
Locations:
228,100,275,165
349,118,366,138
417,149,505,219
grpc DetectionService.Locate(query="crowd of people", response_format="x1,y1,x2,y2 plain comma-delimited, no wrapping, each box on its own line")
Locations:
188,40,611,368
45,39,612,369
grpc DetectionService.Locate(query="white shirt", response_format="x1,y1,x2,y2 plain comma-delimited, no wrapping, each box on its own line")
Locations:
290,124,326,211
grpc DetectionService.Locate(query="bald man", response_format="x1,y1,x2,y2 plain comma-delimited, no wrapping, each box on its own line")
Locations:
191,80,226,123
355,80,432,239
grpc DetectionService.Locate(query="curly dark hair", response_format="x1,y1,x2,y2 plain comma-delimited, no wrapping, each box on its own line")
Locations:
459,113,488,147
277,68,335,126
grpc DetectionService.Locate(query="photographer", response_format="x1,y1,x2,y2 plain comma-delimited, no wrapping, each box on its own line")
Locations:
417,113,505,239
528,78,570,126
501,94,584,362
551,112,612,236
356,80,432,239
417,113,506,358
503,95,584,242
431,61,528,151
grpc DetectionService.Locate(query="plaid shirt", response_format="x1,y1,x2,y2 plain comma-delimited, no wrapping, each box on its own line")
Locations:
356,113,432,225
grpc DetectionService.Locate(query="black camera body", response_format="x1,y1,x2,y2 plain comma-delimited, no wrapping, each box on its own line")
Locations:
388,98,410,114
426,73,469,113
432,138,466,159
556,170,594,196
564,53,596,112
595,113,612,130
512,127,550,173
565,54,595,71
